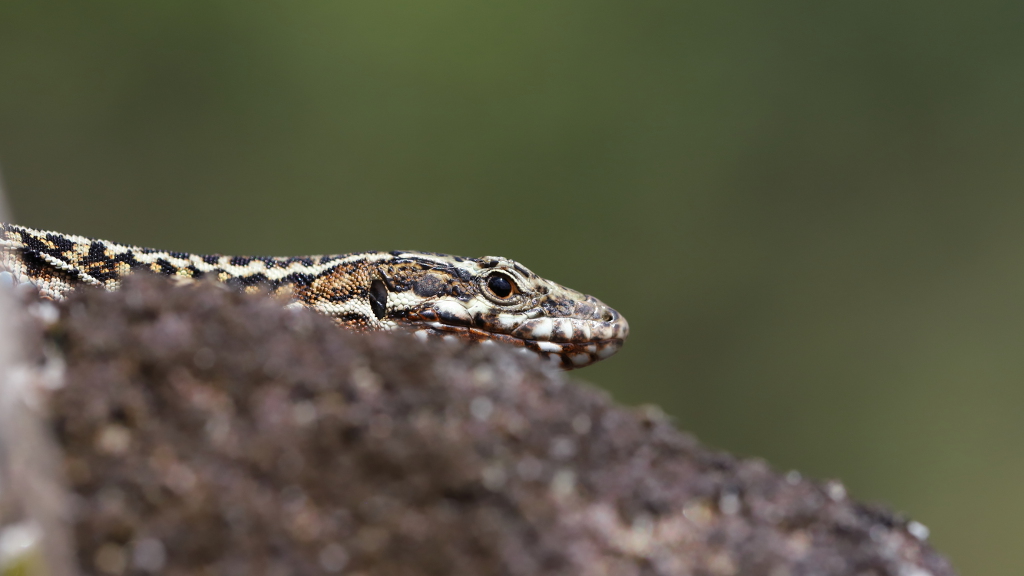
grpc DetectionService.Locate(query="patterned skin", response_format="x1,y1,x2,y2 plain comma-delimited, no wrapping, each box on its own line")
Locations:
0,223,627,369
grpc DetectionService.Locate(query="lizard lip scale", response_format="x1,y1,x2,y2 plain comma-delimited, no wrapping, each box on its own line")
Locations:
0,223,629,369
407,295,629,370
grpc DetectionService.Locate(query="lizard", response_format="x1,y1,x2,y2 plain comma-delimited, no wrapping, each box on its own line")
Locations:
0,222,627,369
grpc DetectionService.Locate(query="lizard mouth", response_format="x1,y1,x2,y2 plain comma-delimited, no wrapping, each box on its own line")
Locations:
409,323,626,370
404,297,628,370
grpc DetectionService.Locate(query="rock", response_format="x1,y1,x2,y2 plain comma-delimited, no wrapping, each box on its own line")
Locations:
36,274,956,575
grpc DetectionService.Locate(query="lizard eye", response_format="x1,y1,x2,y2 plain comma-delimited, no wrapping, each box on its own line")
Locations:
486,273,516,299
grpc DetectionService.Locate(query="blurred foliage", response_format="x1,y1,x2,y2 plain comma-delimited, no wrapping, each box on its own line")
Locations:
3,2,1024,573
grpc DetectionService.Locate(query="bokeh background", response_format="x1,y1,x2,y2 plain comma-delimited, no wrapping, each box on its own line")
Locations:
2,2,1023,573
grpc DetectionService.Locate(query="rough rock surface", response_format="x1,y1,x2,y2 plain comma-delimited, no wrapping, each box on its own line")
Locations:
43,275,955,576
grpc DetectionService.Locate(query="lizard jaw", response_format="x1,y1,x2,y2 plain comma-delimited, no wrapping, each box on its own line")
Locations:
408,322,626,370
404,296,629,369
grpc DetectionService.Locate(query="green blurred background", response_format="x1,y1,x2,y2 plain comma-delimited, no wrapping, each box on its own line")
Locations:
2,2,1022,573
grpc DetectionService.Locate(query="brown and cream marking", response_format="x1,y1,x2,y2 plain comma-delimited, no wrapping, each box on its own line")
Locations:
0,223,628,369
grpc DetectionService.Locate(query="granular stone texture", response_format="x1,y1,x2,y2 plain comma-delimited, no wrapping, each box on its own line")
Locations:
45,275,956,576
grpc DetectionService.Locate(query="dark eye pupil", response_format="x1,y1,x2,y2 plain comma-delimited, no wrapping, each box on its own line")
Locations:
487,274,513,298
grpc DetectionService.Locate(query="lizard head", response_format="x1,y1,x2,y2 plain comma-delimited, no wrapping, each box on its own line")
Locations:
350,252,628,369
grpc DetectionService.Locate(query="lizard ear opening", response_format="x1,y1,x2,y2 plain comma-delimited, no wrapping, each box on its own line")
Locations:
369,279,388,320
